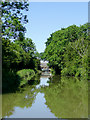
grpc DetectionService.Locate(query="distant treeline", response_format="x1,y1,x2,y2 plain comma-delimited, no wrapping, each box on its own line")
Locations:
41,23,88,79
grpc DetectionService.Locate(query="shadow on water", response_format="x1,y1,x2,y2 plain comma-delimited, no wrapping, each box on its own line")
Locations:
28,74,40,85
2,69,21,94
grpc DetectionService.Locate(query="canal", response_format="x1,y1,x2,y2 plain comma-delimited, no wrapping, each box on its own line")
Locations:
2,75,88,118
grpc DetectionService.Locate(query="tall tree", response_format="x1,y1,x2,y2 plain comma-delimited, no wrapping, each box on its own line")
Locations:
44,23,88,78
1,2,29,40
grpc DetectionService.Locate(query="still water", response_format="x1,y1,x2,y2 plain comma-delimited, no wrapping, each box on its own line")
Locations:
2,75,88,118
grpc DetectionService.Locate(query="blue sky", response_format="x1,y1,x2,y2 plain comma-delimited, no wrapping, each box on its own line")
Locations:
24,2,88,53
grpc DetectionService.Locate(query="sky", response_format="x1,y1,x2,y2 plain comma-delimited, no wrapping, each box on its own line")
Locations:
24,2,88,53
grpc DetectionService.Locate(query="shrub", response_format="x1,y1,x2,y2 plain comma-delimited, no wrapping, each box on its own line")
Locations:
17,69,35,86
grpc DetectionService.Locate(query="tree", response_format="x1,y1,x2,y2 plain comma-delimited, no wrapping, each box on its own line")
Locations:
1,2,29,40
44,23,88,78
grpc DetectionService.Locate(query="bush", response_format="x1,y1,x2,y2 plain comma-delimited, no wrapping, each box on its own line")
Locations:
51,68,56,75
17,69,35,87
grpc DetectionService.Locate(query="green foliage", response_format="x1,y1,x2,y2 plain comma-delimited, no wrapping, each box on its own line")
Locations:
1,2,29,40
2,37,40,70
50,68,56,75
44,23,88,79
39,52,46,60
62,36,88,79
2,2,41,93
2,38,23,69
17,69,35,86
2,36,41,92
44,25,80,74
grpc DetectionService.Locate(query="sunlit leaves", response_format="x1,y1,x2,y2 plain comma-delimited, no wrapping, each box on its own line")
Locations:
44,23,88,78
1,2,29,40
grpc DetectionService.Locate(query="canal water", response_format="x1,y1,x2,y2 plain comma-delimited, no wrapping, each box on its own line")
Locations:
2,75,88,118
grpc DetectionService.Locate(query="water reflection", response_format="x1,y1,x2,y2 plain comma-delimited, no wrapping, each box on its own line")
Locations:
8,92,56,118
36,75,50,89
2,85,37,118
2,75,88,118
42,76,88,118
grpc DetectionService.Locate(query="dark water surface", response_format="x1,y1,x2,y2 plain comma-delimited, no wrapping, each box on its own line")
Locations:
2,75,88,118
